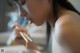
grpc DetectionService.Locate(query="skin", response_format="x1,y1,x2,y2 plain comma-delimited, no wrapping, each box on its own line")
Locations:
15,0,80,53
54,11,80,53
19,0,53,26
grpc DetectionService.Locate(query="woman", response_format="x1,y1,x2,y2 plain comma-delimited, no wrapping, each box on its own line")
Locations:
7,0,80,53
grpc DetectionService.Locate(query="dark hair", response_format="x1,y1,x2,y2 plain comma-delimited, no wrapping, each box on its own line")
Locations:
53,0,80,22
47,0,80,44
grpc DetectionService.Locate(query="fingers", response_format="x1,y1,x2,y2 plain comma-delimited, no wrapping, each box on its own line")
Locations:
14,25,27,32
15,31,22,38
13,24,29,39
15,38,26,45
27,41,38,50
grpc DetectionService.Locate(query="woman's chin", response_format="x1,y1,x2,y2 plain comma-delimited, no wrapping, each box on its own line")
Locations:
34,22,44,26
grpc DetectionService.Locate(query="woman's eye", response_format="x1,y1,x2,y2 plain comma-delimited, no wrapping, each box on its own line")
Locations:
19,0,26,5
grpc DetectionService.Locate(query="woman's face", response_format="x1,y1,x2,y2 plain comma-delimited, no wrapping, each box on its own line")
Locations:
19,0,52,26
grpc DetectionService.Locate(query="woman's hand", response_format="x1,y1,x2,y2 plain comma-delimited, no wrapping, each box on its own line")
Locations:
13,24,27,45
14,24,27,39
13,24,38,50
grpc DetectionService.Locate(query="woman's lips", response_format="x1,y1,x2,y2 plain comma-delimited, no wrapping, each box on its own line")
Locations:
25,15,33,23
29,18,33,23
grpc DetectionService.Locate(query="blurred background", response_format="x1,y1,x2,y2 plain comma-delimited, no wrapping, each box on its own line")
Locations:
0,0,80,50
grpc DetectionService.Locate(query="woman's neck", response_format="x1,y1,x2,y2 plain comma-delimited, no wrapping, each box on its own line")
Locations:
47,6,68,27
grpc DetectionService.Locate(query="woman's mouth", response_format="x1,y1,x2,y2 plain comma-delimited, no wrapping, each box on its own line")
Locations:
29,18,33,23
